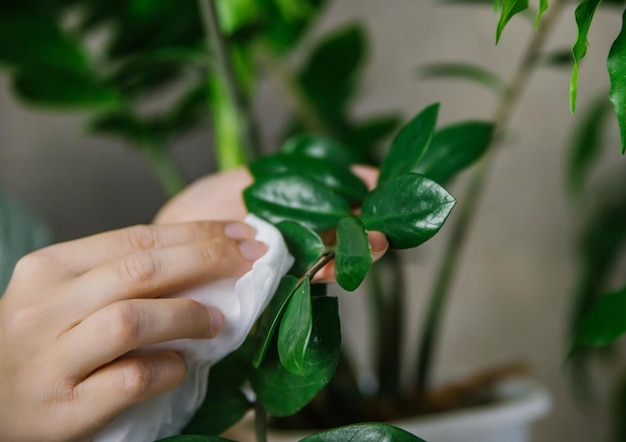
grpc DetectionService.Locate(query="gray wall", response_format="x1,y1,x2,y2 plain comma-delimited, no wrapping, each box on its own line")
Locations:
2,1,626,440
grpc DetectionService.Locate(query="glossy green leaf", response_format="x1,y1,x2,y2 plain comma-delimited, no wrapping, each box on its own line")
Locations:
250,153,368,204
334,216,372,292
276,222,326,276
608,8,626,153
378,103,440,184
574,284,626,349
361,173,456,249
535,0,549,28
412,121,494,184
278,277,313,375
244,174,351,231
300,423,426,442
156,436,235,442
13,65,119,108
495,0,529,43
281,134,359,166
567,95,612,196
0,192,53,295
253,275,300,367
418,62,505,94
0,13,88,70
570,0,602,113
252,296,341,416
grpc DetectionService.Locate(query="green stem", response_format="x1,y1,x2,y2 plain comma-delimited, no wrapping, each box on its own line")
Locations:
414,0,566,395
254,402,268,442
144,146,187,197
198,0,262,164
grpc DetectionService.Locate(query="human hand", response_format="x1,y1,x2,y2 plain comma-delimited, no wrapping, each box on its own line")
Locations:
0,221,266,442
154,165,389,281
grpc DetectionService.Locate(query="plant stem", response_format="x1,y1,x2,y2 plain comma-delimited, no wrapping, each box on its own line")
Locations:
414,0,566,395
198,0,262,162
306,251,336,281
254,402,268,442
144,146,187,197
257,44,332,135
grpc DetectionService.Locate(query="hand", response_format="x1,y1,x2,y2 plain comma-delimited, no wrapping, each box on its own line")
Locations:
154,166,389,281
0,221,266,442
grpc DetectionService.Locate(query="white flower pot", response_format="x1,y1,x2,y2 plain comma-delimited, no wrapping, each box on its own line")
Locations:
223,378,550,442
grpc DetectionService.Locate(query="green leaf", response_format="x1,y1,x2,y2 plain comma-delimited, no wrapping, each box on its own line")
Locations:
361,173,456,249
0,13,88,70
182,384,250,436
278,277,313,375
608,8,626,153
412,121,494,185
418,62,505,94
540,48,574,68
574,284,626,349
570,0,602,114
88,109,158,147
0,192,53,295
535,0,549,28
13,65,119,108
299,423,427,442
281,134,359,166
495,0,529,43
253,276,300,367
378,103,440,184
250,153,368,204
244,174,351,231
566,95,612,196
344,114,402,158
156,436,235,442
276,222,325,276
252,296,341,416
334,216,372,292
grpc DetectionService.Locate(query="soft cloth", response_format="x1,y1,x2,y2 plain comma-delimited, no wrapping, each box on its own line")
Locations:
95,215,293,442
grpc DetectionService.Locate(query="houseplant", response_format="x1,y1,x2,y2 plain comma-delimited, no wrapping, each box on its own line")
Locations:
3,0,624,442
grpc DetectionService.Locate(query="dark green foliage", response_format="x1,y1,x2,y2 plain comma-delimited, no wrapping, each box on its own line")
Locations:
299,423,427,442
276,222,325,276
334,216,372,291
573,284,626,349
609,8,626,153
278,277,313,375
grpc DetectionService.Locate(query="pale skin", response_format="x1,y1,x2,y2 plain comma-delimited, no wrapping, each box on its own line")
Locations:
0,166,387,442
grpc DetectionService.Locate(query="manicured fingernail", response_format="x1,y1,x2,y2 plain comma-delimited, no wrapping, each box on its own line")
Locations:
225,222,254,240
239,240,267,261
208,309,224,337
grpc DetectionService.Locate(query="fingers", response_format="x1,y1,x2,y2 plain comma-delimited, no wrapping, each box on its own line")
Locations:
62,237,266,317
60,298,223,378
74,351,187,431
37,221,254,278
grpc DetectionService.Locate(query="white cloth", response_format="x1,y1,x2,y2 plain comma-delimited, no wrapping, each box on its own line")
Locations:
95,215,293,442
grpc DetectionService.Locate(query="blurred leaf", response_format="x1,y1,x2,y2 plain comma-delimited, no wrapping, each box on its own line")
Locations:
13,64,119,108
253,276,300,367
281,133,360,166
276,222,325,276
334,216,372,291
300,423,426,442
261,0,327,53
279,277,313,374
0,13,88,70
244,174,351,231
608,8,626,153
88,109,158,147
570,0,602,114
541,48,573,68
157,436,235,442
574,284,626,349
345,114,402,159
298,25,366,120
535,0,549,28
0,192,53,295
419,62,505,94
378,103,440,183
412,121,494,184
182,383,250,436
250,153,368,204
252,296,341,416
567,95,612,196
216,0,262,34
361,173,456,249
495,0,529,43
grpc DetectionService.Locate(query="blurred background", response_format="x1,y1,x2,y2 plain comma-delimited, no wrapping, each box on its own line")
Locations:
2,1,626,440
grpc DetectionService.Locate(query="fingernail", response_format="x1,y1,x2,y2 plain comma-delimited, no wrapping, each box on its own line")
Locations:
225,222,254,240
208,308,224,337
239,239,267,261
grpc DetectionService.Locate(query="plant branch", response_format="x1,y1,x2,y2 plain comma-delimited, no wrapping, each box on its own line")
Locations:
414,0,567,395
198,0,262,161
